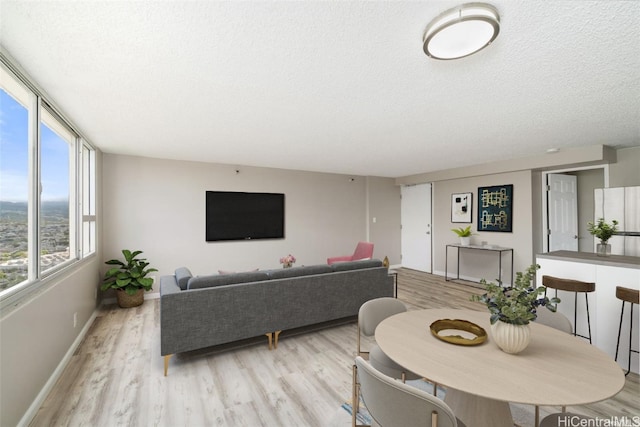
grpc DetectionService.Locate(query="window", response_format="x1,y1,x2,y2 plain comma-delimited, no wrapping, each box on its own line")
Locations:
0,56,96,300
0,66,32,290
40,107,74,274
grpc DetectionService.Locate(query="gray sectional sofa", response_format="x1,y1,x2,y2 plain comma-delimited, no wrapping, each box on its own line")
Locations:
160,259,394,375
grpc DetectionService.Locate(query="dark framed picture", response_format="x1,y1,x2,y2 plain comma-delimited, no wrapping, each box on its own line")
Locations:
478,184,513,232
451,192,472,223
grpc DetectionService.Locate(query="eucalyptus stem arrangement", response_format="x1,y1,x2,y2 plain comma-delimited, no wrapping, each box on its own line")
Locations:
472,264,560,325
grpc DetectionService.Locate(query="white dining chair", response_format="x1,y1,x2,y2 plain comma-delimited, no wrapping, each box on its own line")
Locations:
352,356,465,427
533,309,572,427
535,308,573,334
357,298,421,383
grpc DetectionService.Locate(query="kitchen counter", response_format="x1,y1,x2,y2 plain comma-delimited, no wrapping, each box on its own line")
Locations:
537,250,640,269
536,251,639,374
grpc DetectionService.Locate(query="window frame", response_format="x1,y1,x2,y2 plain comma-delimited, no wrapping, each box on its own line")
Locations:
39,102,77,278
0,53,97,308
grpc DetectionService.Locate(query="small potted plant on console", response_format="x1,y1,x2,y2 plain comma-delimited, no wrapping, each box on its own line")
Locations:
451,225,473,246
102,249,157,308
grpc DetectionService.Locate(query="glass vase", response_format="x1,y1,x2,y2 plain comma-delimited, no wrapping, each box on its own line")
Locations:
596,243,611,257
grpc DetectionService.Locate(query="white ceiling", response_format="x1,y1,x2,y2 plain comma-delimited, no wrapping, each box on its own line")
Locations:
1,1,639,178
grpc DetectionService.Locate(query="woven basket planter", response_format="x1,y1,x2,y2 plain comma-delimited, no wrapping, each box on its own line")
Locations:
116,289,144,308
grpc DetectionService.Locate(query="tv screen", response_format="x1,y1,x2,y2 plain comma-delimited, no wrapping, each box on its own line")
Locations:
206,191,285,242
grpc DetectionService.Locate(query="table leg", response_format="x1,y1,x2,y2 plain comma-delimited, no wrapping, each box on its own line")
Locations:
444,388,514,427
445,246,450,281
510,249,514,286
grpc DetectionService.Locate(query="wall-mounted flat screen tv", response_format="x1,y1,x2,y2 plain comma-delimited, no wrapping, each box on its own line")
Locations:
206,191,285,242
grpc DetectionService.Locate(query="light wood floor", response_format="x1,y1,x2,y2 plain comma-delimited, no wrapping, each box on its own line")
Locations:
31,269,639,426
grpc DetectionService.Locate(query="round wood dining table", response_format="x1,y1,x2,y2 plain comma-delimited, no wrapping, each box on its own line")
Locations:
375,308,625,427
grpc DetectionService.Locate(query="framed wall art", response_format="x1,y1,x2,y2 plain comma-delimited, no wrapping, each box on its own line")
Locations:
478,184,513,232
451,192,473,223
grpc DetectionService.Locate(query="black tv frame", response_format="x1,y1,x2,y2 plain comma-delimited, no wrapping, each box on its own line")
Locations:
205,191,285,242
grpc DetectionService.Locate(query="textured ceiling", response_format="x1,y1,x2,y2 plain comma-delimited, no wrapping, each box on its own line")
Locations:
1,1,639,178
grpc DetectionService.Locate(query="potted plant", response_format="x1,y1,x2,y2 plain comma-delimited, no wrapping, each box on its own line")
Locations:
587,218,618,257
451,225,473,246
101,249,157,308
471,264,560,354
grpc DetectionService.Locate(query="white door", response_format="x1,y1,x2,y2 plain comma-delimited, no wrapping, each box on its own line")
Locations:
548,173,578,251
401,183,432,272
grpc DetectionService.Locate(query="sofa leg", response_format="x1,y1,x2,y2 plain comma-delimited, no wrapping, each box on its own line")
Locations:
274,330,282,349
266,332,274,350
164,354,173,376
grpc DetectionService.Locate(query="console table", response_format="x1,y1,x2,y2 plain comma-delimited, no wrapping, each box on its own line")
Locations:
445,244,513,285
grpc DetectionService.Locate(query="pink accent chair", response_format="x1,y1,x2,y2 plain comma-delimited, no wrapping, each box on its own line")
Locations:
327,242,374,265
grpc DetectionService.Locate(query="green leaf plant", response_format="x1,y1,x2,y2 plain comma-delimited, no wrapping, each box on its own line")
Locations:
101,249,158,296
471,264,560,325
587,218,619,244
451,226,473,237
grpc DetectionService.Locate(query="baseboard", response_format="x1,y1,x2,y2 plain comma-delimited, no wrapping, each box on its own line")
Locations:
18,309,98,427
100,291,160,306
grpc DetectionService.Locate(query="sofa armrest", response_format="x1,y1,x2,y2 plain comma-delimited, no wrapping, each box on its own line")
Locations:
160,275,181,296
327,255,352,265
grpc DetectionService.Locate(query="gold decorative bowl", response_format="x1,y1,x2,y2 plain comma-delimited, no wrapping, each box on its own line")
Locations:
429,319,487,346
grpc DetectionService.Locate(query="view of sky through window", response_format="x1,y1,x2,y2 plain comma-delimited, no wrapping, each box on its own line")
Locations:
0,89,28,202
1,90,70,201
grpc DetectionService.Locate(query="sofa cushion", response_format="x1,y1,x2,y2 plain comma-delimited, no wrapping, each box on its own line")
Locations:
175,267,193,290
187,271,270,290
268,264,333,279
331,259,383,272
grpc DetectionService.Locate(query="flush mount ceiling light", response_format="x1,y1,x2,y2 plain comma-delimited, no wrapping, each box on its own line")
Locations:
423,3,500,60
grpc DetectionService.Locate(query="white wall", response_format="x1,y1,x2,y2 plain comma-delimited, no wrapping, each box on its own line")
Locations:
102,154,400,290
609,146,640,187
367,176,402,265
573,169,605,252
432,171,533,285
0,256,101,427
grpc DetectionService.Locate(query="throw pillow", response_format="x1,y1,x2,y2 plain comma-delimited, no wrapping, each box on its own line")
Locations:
174,267,193,290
